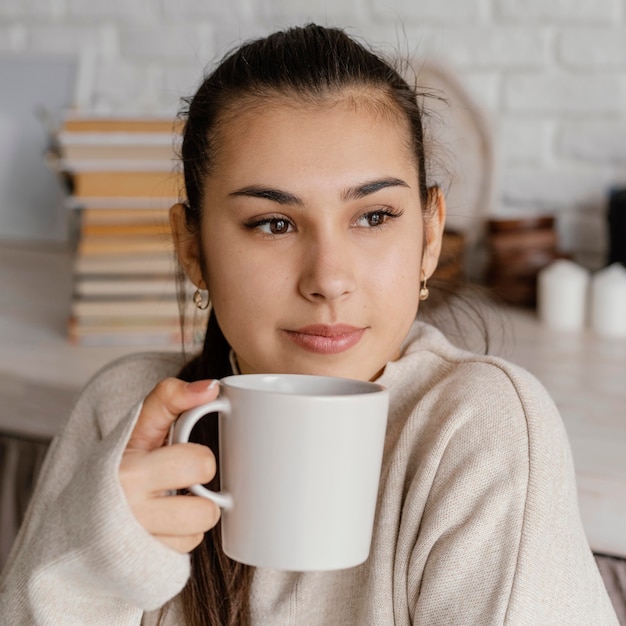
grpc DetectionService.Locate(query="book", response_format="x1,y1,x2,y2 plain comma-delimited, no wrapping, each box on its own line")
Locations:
77,235,173,256
74,276,185,298
81,222,170,237
72,169,183,199
61,116,183,133
80,208,171,224
71,298,188,319
63,159,178,172
57,113,192,347
68,317,205,347
58,133,179,166
66,197,178,210
74,253,176,275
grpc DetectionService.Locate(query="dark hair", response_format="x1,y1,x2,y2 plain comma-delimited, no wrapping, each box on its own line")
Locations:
172,23,436,626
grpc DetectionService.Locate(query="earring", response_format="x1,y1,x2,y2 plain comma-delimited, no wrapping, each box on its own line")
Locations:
193,288,210,310
419,278,430,301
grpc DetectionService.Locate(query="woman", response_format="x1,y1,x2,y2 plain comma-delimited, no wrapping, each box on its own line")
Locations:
0,24,617,625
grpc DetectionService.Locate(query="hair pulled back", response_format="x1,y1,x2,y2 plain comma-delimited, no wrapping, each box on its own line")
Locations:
173,24,433,626
181,24,430,227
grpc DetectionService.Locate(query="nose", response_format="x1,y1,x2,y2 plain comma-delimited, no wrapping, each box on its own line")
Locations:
298,234,357,303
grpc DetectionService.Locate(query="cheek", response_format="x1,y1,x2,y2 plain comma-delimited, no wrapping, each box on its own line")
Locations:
205,245,290,316
378,237,422,288
207,257,253,308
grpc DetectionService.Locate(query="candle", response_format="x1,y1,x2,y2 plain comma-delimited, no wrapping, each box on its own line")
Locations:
537,259,589,331
590,263,626,338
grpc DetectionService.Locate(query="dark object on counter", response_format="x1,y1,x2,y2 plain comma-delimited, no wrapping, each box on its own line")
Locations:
433,229,465,285
485,215,561,307
608,188,626,267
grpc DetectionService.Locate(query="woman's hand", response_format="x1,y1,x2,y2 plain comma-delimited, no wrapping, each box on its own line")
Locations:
119,378,221,553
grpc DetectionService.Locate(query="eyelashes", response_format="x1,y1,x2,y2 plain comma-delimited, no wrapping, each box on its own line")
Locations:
355,208,403,228
244,216,295,235
244,207,404,237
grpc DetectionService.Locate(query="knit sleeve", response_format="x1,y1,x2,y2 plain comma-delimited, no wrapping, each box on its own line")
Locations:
406,360,618,626
0,354,190,625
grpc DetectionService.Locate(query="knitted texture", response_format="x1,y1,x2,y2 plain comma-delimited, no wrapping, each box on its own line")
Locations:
0,324,618,625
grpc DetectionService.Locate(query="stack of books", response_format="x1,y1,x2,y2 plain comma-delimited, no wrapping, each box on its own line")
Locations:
57,115,205,346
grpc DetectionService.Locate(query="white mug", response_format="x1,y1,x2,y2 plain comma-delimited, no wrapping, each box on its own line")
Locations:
171,373,389,571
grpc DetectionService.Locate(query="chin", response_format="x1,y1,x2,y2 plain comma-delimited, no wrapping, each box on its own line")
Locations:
294,361,378,382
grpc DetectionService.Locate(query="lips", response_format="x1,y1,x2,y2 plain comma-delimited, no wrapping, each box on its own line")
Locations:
284,324,366,355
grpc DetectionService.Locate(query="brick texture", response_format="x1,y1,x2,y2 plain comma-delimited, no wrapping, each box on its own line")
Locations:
560,122,626,165
66,0,159,20
504,73,622,114
1,0,625,266
497,0,622,22
426,27,549,68
498,118,553,164
560,28,626,68
372,0,487,22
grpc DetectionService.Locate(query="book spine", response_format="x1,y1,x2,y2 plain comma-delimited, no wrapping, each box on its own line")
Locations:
81,223,170,237
80,208,171,223
77,236,172,256
74,254,176,274
72,170,183,198
62,117,183,133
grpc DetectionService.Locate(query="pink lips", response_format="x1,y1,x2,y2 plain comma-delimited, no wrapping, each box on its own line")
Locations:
284,324,366,355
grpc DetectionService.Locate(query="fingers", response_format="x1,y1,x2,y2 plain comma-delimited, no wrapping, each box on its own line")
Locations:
128,377,219,452
120,376,221,553
136,494,221,541
121,443,217,495
157,532,207,554
120,442,221,554
138,495,221,554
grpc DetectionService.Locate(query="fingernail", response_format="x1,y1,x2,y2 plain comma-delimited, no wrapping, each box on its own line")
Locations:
187,379,218,393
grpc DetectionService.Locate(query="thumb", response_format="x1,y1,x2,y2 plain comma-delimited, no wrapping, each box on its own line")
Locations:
127,378,219,452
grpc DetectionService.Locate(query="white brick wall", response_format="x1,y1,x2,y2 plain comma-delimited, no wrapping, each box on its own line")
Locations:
25,24,112,56
497,0,623,22
65,0,159,21
421,27,550,69
504,73,623,114
119,22,216,62
559,27,626,67
1,0,625,267
498,118,553,165
560,121,626,164
372,0,489,23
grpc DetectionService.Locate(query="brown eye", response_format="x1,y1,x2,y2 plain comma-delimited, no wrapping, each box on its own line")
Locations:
245,216,295,235
365,212,385,226
356,209,401,228
269,218,290,234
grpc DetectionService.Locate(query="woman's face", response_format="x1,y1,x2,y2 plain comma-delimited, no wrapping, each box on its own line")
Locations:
175,97,444,381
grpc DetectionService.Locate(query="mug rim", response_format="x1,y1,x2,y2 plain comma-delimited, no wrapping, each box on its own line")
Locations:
220,373,387,397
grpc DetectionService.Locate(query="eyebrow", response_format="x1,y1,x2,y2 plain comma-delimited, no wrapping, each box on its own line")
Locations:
229,177,410,206
229,187,302,205
341,177,410,202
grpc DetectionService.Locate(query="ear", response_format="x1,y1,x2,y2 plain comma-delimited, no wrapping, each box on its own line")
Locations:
169,203,205,288
421,186,446,280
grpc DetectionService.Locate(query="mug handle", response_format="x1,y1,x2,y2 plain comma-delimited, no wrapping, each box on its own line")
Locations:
169,398,234,510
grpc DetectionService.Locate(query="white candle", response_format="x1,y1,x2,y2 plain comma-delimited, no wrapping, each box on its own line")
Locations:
537,259,589,331
590,263,626,338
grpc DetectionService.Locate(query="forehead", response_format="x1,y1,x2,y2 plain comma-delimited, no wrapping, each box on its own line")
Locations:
208,91,418,184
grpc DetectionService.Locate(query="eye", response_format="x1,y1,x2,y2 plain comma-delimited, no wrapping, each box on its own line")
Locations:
245,216,295,235
355,208,403,228
265,218,291,234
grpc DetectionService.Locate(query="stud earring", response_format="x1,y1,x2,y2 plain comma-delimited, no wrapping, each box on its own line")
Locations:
193,288,210,310
419,278,430,301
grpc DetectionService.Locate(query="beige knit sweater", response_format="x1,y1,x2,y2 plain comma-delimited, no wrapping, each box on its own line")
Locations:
0,322,618,625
